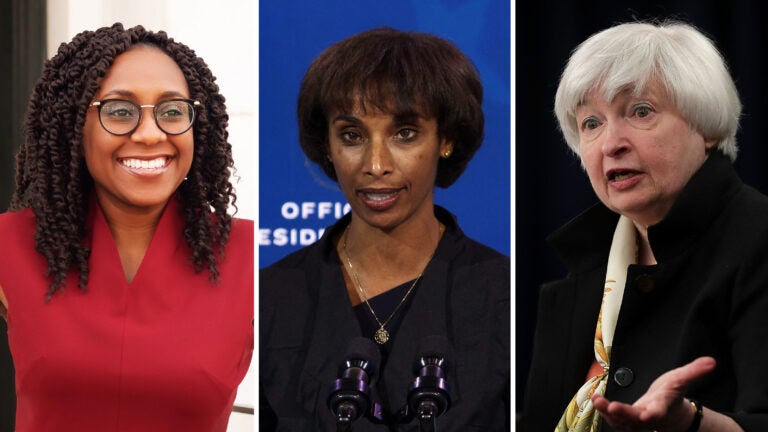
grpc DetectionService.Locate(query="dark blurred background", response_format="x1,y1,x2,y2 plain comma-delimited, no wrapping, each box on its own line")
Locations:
516,0,768,420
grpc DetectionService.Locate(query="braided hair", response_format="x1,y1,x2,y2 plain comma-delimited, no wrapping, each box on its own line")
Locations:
11,23,236,299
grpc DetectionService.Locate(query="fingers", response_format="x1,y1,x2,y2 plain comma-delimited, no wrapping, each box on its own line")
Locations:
685,356,717,378
590,357,717,431
662,356,717,391
592,396,672,431
591,393,635,416
591,394,638,426
591,393,610,412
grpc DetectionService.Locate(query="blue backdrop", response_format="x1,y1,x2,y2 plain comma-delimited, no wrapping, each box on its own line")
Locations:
259,0,510,267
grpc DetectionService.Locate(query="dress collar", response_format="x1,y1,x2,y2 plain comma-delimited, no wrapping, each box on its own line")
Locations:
549,153,742,272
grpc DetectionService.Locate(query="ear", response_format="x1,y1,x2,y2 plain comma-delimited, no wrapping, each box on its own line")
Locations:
439,139,454,159
704,138,717,151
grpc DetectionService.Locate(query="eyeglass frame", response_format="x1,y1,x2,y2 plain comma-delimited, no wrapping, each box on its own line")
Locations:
87,98,202,136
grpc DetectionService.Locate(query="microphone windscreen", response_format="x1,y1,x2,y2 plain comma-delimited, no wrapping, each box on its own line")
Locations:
345,336,382,369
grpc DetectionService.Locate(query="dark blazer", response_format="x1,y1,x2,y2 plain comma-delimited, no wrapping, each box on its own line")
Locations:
260,206,510,431
523,154,768,432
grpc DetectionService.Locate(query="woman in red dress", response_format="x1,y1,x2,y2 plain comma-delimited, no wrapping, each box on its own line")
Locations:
0,23,252,431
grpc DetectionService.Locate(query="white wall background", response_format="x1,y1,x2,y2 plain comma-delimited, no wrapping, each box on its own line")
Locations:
46,1,257,430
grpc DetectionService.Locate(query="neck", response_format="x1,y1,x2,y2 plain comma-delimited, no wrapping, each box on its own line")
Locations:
96,195,168,282
339,213,444,299
632,222,657,265
346,214,442,267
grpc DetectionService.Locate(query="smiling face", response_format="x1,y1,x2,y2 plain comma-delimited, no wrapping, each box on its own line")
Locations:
576,81,715,227
328,105,452,232
82,45,193,214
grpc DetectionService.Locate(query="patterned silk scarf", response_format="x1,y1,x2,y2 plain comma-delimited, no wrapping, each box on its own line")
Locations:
555,216,637,432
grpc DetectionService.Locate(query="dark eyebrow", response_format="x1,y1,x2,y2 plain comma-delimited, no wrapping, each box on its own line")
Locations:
331,114,362,125
99,89,189,100
392,112,422,125
331,111,426,126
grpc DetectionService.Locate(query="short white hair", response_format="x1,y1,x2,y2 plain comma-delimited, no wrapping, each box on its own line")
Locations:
554,21,741,161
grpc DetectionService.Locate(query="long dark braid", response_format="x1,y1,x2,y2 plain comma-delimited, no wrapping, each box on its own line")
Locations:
11,23,236,299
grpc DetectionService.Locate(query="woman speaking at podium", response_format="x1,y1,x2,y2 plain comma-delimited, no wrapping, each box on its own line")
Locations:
260,27,510,431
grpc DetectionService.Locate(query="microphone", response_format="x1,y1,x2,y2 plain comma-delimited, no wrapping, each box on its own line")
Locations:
407,335,451,432
328,337,381,432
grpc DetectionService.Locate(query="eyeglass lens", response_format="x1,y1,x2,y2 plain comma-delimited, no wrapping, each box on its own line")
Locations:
99,100,195,135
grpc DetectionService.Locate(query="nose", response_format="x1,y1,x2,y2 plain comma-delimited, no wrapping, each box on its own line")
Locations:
363,136,393,177
601,120,630,157
130,108,166,145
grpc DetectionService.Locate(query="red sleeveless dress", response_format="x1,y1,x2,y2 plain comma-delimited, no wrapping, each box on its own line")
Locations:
0,198,253,431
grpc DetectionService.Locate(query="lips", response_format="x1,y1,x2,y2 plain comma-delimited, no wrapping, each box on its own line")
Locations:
118,156,172,175
358,188,402,211
605,168,643,190
607,169,639,182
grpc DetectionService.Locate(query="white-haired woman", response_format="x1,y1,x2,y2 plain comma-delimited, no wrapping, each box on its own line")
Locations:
523,21,768,432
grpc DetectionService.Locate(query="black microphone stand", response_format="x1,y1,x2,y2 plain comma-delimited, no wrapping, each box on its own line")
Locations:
329,358,375,432
334,401,356,432
406,354,451,432
416,399,439,432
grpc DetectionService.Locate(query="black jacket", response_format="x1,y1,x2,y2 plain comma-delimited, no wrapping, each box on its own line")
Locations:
260,206,510,431
523,154,768,432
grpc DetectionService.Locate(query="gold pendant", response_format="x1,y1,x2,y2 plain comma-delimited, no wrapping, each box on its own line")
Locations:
374,327,389,344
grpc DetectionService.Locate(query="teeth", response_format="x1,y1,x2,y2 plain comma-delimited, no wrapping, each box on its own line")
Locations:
366,192,396,201
612,172,634,181
121,157,167,169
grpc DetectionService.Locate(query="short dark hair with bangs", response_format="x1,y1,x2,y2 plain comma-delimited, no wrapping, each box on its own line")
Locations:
297,27,484,188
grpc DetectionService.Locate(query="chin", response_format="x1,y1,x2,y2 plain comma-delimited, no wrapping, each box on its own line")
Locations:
122,191,176,210
362,214,409,232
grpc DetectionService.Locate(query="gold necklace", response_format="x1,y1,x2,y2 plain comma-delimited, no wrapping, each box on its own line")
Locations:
342,223,444,344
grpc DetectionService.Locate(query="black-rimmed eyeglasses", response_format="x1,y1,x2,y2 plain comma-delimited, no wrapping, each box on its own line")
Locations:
88,99,201,136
